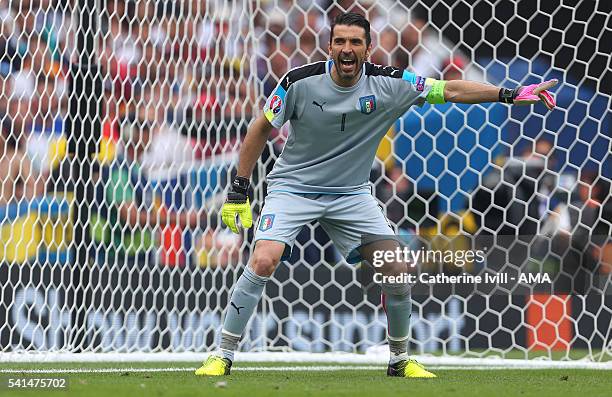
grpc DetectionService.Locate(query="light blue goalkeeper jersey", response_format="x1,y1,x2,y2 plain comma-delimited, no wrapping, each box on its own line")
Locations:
263,60,433,194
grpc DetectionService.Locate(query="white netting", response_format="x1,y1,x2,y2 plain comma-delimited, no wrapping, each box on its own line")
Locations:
0,0,610,365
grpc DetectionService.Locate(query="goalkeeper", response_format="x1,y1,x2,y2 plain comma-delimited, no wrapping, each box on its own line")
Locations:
196,12,557,378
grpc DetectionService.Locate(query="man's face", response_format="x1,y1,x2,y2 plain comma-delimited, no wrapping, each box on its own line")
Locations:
328,24,371,86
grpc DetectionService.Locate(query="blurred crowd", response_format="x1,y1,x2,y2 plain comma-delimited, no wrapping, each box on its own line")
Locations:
0,0,475,267
0,0,479,190
0,0,261,267
0,0,609,273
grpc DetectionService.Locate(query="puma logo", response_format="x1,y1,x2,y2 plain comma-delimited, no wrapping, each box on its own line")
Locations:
231,302,245,315
312,100,326,111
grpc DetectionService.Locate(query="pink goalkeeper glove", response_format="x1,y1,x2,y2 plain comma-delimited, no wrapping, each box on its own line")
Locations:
499,79,558,111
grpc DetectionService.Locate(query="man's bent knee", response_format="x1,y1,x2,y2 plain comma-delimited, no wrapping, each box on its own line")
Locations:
250,240,284,277
250,255,278,277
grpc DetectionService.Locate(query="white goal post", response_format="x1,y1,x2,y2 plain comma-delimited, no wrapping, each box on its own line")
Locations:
0,0,610,368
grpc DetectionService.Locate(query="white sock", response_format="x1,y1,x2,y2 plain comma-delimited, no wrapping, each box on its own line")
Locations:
388,336,409,364
218,348,234,362
389,352,409,365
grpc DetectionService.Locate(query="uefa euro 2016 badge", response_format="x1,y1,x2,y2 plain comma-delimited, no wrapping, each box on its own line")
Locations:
359,95,376,114
270,95,283,115
415,76,426,92
259,214,275,231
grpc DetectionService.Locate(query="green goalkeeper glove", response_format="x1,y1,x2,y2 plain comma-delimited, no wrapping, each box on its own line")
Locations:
221,176,253,234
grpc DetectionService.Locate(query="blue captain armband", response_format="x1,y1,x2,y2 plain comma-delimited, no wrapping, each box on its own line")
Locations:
425,78,447,104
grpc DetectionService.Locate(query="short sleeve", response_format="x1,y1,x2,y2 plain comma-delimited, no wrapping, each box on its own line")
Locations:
263,74,296,128
390,71,435,112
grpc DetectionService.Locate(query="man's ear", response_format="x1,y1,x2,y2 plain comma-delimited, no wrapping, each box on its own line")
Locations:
365,43,372,59
328,42,332,57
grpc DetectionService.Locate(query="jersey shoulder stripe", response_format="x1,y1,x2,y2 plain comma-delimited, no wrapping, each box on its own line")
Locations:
364,62,418,84
280,61,327,90
365,62,403,78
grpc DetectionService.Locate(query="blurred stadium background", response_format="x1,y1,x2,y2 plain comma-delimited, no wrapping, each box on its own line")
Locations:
0,0,610,366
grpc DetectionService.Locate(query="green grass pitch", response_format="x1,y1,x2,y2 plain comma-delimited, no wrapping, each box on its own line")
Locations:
1,362,610,397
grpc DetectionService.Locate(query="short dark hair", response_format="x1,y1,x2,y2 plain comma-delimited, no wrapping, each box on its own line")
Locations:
330,12,371,47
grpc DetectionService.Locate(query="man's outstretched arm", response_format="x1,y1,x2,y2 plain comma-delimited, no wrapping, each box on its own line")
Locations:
436,79,558,110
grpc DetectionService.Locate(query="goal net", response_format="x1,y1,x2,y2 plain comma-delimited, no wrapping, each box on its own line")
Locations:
0,0,610,367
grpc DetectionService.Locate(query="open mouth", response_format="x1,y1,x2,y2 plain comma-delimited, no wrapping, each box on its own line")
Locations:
339,58,356,73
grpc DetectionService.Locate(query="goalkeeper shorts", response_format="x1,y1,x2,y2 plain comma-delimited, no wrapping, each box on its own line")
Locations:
253,191,395,263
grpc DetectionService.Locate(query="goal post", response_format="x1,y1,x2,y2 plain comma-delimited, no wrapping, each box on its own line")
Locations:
0,0,610,368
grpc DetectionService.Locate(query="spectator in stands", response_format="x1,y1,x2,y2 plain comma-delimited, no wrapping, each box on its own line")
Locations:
0,119,42,205
101,0,142,81
373,163,414,232
97,114,207,266
548,172,611,239
0,73,9,116
512,138,557,234
589,177,612,274
0,5,25,74
97,78,121,164
396,6,481,81
370,27,399,66
5,86,31,144
11,32,62,101
195,228,243,269
37,0,73,63
541,172,612,290
290,6,326,64
24,75,65,177
474,138,557,235
3,29,63,190
134,82,194,181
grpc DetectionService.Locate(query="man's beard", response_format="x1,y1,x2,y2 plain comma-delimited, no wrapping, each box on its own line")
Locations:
335,55,362,81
